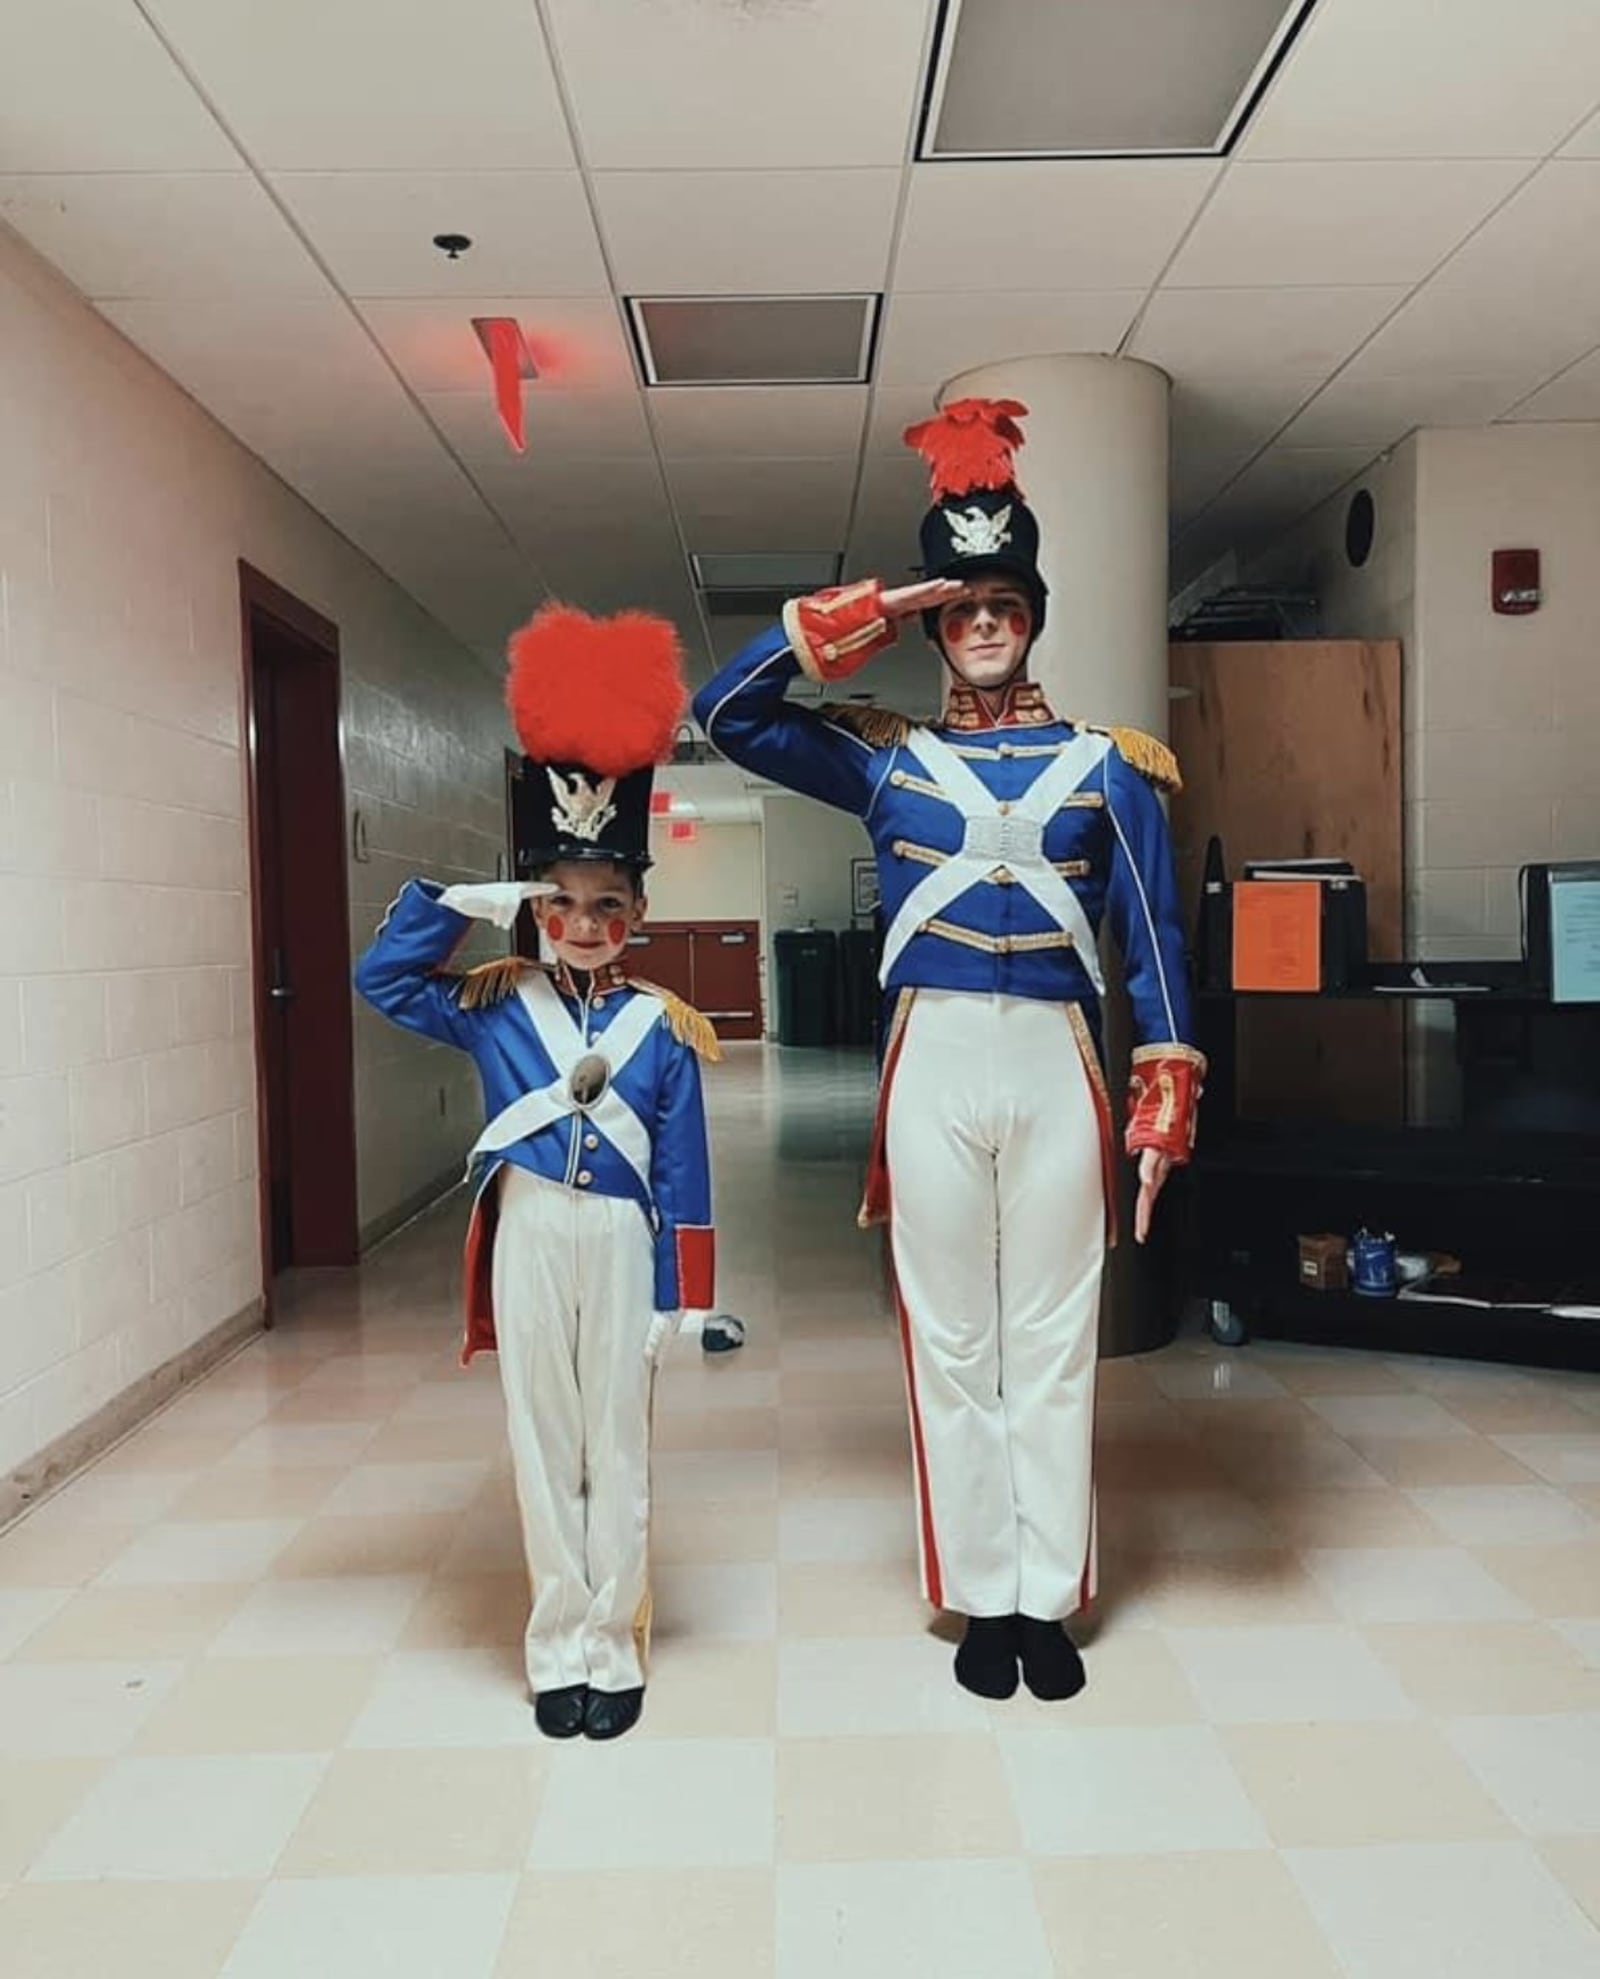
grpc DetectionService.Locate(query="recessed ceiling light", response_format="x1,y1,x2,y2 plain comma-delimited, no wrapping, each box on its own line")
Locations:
920,0,1315,160
628,296,880,387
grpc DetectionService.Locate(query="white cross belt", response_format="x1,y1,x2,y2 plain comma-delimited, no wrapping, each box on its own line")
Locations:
877,726,1110,992
470,974,663,1197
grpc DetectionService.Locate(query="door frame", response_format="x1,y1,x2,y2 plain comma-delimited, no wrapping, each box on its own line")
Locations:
238,561,359,1304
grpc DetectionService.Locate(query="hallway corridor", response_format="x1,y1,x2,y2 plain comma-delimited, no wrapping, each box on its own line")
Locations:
1,1047,1599,1977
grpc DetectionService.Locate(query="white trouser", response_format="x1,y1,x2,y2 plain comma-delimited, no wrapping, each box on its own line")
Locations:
491,1165,655,1692
886,990,1106,1621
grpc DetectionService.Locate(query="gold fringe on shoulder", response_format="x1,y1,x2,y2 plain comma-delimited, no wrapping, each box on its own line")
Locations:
1085,723,1183,793
627,978,723,1062
452,956,535,1010
822,702,915,750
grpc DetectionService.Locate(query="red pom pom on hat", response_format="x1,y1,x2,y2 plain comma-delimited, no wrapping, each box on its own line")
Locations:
505,603,687,779
903,396,1030,502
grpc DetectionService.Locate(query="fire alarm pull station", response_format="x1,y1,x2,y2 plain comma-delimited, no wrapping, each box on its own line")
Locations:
1492,548,1540,615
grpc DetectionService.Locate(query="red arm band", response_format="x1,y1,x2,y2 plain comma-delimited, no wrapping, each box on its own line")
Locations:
1126,1046,1206,1165
780,581,897,684
675,1226,716,1311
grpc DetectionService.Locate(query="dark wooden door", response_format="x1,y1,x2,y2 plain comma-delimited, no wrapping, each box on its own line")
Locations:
689,923,763,1040
242,566,358,1274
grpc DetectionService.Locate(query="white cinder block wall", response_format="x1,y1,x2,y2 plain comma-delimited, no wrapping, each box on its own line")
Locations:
0,228,507,1482
1242,424,1600,965
1410,424,1600,963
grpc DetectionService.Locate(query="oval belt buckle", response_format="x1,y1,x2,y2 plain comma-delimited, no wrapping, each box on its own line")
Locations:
568,1052,612,1111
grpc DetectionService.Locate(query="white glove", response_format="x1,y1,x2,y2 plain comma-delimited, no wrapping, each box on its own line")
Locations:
437,880,553,930
645,1310,683,1364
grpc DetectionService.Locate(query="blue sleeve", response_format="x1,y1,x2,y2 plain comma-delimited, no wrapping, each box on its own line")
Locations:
352,878,476,1049
649,1037,715,1313
1101,752,1197,1050
693,624,879,816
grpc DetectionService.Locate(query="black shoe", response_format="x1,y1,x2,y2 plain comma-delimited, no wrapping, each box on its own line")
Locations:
953,1614,1020,1699
1016,1616,1086,1701
533,1684,589,1739
701,1313,746,1354
584,1686,645,1740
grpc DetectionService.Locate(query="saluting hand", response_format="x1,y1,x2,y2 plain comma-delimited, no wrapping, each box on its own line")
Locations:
879,579,970,620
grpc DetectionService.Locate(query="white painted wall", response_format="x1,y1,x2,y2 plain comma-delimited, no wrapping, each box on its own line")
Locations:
760,793,872,1036
0,225,507,1479
644,820,763,924
1410,424,1600,962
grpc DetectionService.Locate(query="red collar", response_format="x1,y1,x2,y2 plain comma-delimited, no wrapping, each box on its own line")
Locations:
550,959,630,998
940,679,1056,730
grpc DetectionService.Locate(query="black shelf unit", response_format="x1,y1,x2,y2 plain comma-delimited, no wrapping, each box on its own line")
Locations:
1184,968,1600,1370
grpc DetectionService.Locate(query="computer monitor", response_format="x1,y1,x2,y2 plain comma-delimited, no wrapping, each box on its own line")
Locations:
1525,861,1600,1004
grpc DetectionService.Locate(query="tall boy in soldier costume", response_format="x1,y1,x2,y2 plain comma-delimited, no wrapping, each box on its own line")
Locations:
694,401,1202,1701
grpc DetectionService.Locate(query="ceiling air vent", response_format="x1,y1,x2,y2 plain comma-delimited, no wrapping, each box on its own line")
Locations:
693,551,843,619
629,296,880,386
920,0,1315,160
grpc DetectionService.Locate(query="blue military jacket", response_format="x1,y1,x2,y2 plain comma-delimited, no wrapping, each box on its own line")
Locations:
694,625,1197,1059
354,878,714,1320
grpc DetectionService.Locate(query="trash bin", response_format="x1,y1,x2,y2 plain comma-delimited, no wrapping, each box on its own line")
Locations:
773,928,838,1046
836,928,880,1048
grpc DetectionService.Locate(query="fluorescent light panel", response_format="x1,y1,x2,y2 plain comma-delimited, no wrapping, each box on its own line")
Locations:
921,0,1315,159
629,296,880,386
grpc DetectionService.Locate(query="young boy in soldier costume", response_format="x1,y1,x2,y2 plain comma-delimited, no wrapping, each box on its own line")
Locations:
694,400,1203,1702
356,604,718,1742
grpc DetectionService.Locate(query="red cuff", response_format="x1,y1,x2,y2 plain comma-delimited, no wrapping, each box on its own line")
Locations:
1126,1047,1206,1165
675,1225,715,1311
781,581,897,684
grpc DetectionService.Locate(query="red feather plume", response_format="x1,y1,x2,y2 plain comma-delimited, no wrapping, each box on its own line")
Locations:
903,396,1030,501
505,603,687,778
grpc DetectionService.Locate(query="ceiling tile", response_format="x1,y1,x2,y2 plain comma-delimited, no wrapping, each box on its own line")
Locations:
665,457,858,555
1505,347,1600,421
1355,280,1600,381
544,0,933,169
1163,160,1528,287
1242,0,1600,161
1130,284,1408,380
1198,442,1380,529
593,169,899,295
649,386,867,460
0,0,237,171
472,455,671,532
273,171,609,298
358,296,635,394
143,0,574,170
866,387,943,454
1281,369,1533,448
1422,161,1600,303
877,290,1145,388
0,174,325,299
1562,107,1600,157
99,296,409,447
895,160,1219,292
421,388,653,465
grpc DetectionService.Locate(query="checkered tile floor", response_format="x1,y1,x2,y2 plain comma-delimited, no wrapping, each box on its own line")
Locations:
2,1045,1599,1977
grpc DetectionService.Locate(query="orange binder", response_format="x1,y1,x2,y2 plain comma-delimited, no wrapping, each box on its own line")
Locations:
1231,879,1322,992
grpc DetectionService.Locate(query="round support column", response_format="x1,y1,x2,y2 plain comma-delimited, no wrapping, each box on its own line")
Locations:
944,353,1177,1358
941,352,1170,734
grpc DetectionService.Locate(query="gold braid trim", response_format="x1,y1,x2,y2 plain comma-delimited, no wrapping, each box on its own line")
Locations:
822,703,914,750
451,956,535,1010
1082,724,1183,793
627,978,723,1062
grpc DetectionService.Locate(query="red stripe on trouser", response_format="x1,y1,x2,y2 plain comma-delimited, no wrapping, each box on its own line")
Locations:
890,1260,944,1610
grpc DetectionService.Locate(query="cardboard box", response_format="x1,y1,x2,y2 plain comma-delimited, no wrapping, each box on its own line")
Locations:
1298,1233,1349,1293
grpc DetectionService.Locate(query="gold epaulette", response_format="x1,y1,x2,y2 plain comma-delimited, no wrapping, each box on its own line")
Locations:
1085,723,1183,794
451,956,536,1010
627,979,723,1063
822,702,914,749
